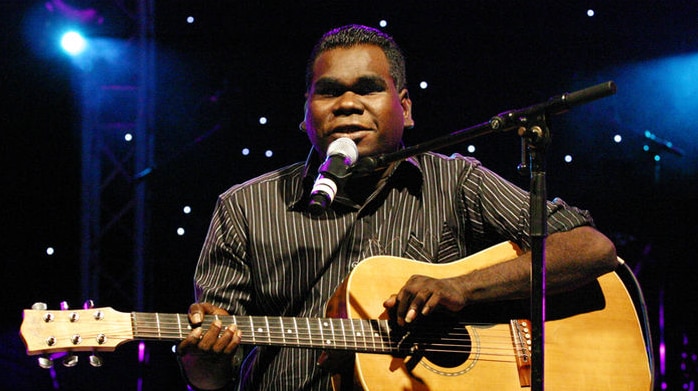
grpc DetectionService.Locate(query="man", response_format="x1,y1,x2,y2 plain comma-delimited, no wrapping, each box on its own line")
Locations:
177,24,618,390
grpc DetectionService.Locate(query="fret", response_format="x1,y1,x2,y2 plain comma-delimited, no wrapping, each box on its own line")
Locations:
305,318,312,348
349,318,358,351
328,318,337,349
234,315,250,344
249,316,256,344
292,317,300,347
367,319,377,352
176,313,184,339
382,320,394,353
264,316,271,344
155,313,161,338
375,320,385,352
278,317,286,346
317,318,327,348
339,317,347,350
358,319,367,351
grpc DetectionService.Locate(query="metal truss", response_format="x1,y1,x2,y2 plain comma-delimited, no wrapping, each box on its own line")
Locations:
79,0,155,312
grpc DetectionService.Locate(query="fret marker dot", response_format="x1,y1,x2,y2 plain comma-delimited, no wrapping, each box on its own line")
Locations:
325,339,332,345
287,329,293,334
356,332,362,337
257,328,263,333
323,322,329,327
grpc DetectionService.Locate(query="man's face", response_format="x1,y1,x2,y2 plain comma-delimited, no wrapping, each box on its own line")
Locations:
303,44,414,160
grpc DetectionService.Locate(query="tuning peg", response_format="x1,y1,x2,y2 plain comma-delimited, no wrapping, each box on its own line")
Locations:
60,301,70,310
83,299,95,309
62,354,79,367
38,355,54,369
32,302,48,311
89,353,103,367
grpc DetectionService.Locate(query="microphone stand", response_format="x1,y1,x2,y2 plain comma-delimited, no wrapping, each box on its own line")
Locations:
353,81,617,391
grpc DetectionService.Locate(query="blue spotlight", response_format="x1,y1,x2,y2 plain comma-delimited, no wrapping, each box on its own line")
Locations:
60,30,87,56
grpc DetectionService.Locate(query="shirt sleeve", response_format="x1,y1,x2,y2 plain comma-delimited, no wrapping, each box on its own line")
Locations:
193,194,253,316
458,157,594,252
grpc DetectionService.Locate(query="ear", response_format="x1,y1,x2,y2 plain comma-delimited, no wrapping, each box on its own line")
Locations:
399,89,415,129
299,93,309,132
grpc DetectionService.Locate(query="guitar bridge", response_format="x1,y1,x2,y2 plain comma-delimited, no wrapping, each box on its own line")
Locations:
510,319,532,387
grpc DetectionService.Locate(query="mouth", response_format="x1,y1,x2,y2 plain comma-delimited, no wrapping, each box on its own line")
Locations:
330,125,372,138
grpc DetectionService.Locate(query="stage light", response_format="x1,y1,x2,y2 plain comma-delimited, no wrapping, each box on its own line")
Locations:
587,9,595,17
242,148,250,156
187,16,195,24
265,150,274,158
379,20,388,28
177,227,185,236
60,30,87,56
613,134,622,143
467,145,476,153
46,247,55,256
419,81,428,89
259,116,268,125
124,133,133,142
564,155,573,163
183,206,191,214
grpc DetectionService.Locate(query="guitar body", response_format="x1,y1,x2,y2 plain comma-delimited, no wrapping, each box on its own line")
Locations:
333,241,653,391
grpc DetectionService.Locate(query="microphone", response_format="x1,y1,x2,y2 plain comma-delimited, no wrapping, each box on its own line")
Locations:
308,137,358,215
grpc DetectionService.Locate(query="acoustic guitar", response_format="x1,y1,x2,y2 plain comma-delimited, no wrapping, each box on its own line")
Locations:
20,241,654,390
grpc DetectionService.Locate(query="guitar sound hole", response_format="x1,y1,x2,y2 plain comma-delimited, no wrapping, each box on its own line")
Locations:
423,327,471,368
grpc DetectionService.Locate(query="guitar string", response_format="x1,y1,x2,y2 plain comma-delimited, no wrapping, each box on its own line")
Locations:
43,335,518,364
42,331,519,361
135,314,521,355
38,315,523,361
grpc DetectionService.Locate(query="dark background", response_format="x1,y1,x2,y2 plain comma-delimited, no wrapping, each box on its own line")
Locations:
2,1,697,389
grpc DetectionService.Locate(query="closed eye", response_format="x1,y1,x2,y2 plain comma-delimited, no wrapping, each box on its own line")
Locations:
313,76,388,97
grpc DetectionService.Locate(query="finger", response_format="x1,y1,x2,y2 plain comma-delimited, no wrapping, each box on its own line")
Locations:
396,289,414,326
200,302,230,316
382,294,397,309
199,319,223,350
404,293,426,324
405,288,433,323
188,303,207,325
179,326,204,351
223,326,242,355
212,324,239,354
422,294,440,316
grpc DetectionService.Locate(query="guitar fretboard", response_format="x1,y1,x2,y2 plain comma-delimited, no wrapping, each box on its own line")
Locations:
131,313,398,354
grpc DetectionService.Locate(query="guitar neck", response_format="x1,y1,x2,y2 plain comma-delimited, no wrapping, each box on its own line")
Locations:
132,312,397,354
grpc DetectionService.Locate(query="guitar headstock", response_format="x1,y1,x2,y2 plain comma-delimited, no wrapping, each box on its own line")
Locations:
20,302,133,357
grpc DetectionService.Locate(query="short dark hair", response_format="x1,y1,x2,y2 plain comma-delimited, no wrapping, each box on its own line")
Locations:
305,24,407,92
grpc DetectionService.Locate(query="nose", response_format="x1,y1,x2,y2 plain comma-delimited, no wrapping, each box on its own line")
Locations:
333,91,364,116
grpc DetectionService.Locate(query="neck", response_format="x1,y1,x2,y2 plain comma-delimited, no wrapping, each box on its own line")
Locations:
342,167,389,206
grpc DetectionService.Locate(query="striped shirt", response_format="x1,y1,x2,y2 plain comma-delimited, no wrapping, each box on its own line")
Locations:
193,150,593,390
